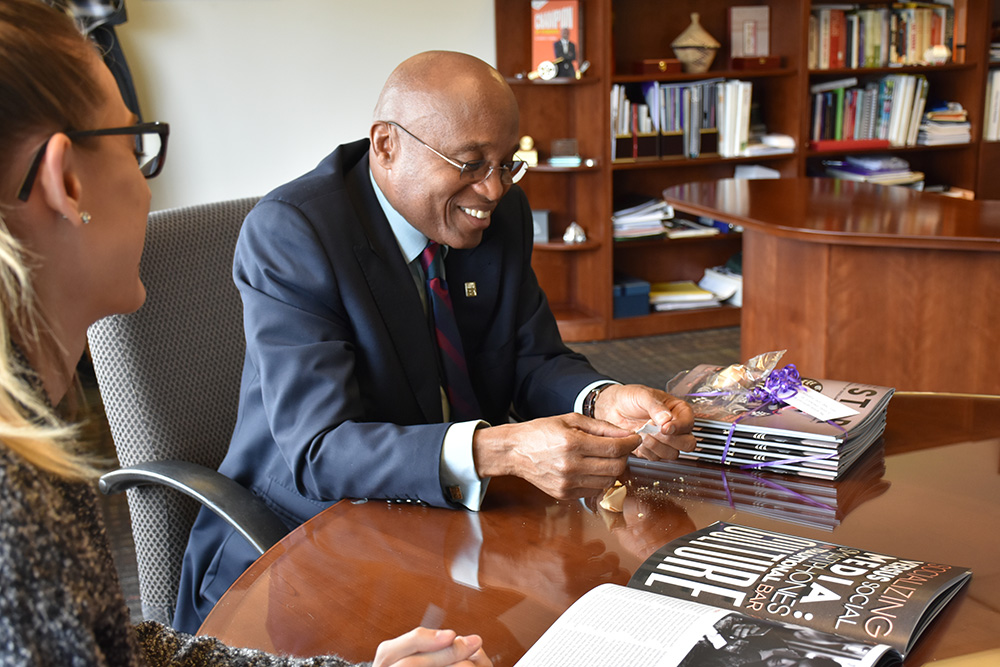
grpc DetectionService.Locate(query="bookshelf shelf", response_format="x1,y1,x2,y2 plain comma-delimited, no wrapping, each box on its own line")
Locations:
495,0,998,342
808,63,977,76
613,233,743,250
612,67,797,84
505,76,603,87
807,142,974,157
610,306,742,339
612,152,796,170
528,162,601,173
534,240,601,252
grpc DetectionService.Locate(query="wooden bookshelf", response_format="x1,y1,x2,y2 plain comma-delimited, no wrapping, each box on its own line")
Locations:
977,0,1000,197
495,0,998,342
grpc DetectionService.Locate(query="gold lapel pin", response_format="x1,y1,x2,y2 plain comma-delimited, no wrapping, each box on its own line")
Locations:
464,282,477,297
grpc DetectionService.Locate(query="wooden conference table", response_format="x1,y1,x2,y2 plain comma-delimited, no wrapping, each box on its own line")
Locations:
200,393,1000,666
662,178,1000,395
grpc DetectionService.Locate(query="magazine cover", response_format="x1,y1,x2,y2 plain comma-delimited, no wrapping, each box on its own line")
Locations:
515,522,968,666
629,522,971,658
530,0,581,78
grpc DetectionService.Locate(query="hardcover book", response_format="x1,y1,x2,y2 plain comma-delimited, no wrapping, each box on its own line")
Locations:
515,522,970,666
530,0,582,79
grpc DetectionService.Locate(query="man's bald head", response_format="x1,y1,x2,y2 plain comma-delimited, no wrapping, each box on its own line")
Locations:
373,51,517,136
367,51,523,250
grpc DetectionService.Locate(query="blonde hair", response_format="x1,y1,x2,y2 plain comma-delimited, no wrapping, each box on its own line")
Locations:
0,0,106,479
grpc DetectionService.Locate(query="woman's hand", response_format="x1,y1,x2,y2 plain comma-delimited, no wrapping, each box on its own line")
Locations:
373,627,491,667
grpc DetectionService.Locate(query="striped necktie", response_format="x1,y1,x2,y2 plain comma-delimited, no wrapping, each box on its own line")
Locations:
419,242,481,421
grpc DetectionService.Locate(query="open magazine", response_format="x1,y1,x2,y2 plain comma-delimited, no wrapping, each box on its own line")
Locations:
514,522,970,667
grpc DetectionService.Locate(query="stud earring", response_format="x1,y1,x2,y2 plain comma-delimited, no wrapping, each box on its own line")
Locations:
80,211,91,225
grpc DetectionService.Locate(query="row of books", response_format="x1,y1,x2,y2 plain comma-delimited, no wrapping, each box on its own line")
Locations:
610,79,759,161
809,3,956,70
810,74,929,147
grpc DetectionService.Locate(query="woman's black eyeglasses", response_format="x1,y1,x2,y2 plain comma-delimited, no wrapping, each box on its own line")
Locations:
17,121,170,202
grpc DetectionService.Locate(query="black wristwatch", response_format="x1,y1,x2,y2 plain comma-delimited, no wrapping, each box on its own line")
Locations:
583,383,615,419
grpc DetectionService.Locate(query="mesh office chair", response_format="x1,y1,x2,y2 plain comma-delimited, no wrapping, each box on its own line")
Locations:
87,197,287,625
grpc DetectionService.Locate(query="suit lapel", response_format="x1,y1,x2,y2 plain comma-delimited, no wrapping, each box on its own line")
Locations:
346,158,443,423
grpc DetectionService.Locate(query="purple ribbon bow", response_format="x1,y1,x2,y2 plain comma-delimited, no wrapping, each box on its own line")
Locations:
747,364,802,404
717,365,804,465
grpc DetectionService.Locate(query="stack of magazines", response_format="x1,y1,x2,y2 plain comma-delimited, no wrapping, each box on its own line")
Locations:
697,265,742,307
648,280,721,312
664,356,895,480
612,198,673,241
918,102,971,146
823,154,924,187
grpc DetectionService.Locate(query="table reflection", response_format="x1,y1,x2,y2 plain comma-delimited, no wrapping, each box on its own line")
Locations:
626,441,890,532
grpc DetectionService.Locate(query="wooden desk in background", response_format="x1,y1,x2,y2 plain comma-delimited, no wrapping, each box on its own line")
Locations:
199,394,1000,666
662,178,1000,395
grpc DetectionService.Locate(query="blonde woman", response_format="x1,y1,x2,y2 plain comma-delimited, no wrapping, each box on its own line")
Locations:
0,2,488,665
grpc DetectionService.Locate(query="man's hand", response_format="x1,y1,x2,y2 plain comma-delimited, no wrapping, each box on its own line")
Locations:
472,414,640,499
593,384,697,462
373,627,491,667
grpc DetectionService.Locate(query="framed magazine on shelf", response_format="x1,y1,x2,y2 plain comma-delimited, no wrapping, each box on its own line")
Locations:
530,0,582,80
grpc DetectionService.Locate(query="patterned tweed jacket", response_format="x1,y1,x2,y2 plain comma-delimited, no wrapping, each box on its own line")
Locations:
0,352,365,666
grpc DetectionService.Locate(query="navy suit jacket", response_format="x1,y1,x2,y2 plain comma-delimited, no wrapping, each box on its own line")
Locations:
554,40,577,77
174,139,609,631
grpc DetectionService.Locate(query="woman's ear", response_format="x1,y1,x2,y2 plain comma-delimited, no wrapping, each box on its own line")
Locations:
36,133,86,225
370,121,396,169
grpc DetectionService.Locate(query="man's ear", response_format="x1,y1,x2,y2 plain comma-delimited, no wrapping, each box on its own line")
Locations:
36,133,85,225
370,121,396,169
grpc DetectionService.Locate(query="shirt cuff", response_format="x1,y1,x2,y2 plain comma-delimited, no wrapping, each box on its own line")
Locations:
575,380,621,415
440,420,491,511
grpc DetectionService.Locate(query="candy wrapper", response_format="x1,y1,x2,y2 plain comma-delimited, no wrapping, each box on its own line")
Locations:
665,350,790,421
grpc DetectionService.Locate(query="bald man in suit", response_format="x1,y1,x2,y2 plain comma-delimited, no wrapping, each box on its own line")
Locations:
174,50,694,632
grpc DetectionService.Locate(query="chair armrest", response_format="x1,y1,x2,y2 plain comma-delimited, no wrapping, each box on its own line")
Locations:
99,460,288,555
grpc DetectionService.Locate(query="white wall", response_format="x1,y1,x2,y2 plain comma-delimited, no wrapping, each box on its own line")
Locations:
118,0,496,210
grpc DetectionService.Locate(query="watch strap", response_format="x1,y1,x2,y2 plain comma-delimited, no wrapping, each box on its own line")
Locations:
583,382,615,419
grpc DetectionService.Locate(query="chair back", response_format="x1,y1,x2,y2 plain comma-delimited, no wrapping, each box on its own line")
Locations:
88,197,259,624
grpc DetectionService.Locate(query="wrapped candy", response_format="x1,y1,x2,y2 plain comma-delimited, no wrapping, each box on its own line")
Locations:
665,350,793,422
